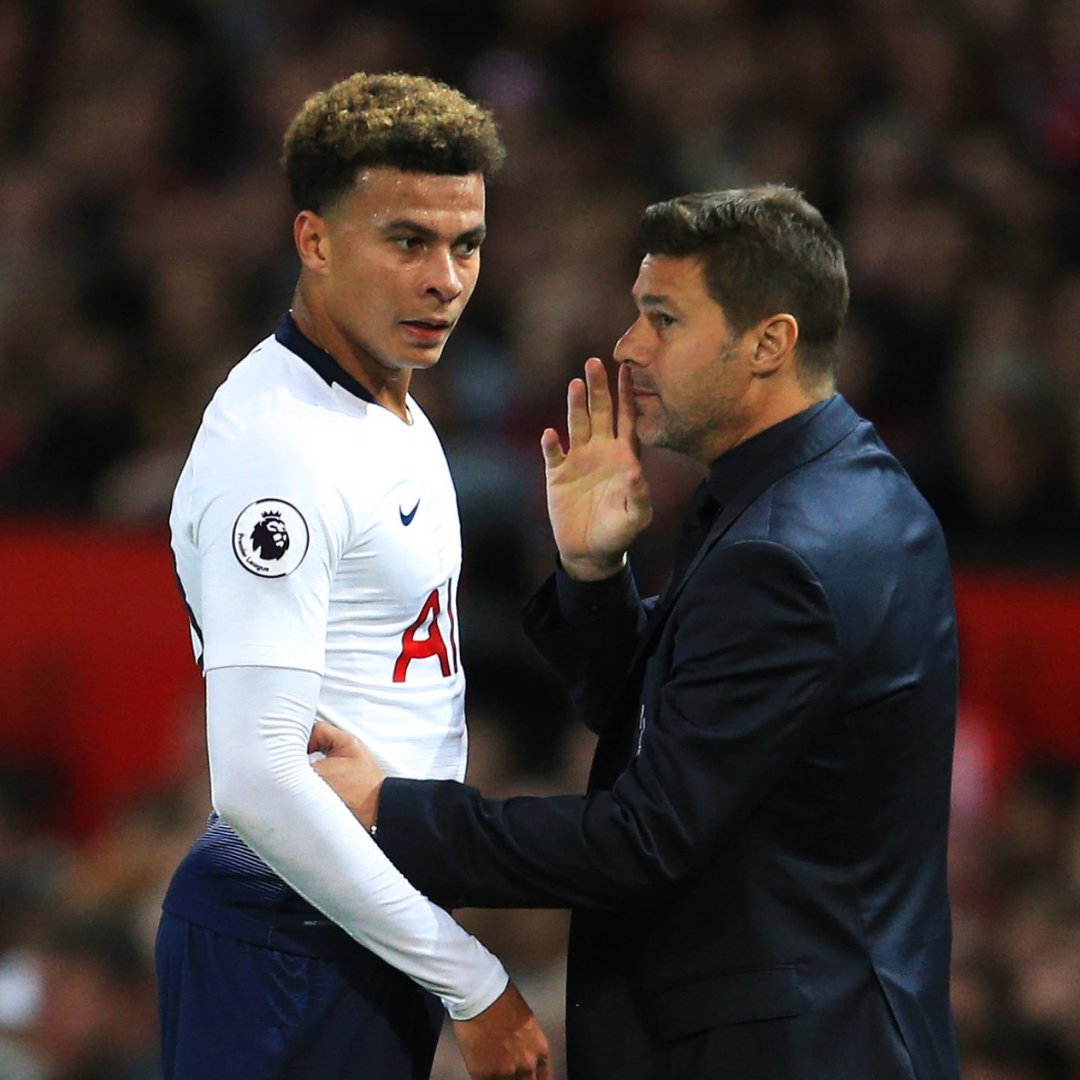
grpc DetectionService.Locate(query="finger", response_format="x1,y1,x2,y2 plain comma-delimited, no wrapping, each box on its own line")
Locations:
583,357,613,439
307,720,336,754
566,377,590,448
524,1034,550,1080
307,719,362,757
532,1046,551,1080
616,362,640,453
539,427,565,470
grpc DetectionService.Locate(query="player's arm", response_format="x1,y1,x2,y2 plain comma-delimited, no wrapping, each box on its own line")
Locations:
184,430,547,1078
207,663,549,1080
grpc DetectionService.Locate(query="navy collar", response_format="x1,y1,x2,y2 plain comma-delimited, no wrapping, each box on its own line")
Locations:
275,312,376,404
704,396,836,507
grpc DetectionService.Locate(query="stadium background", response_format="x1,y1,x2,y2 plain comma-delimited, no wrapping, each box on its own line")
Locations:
1,0,1079,1076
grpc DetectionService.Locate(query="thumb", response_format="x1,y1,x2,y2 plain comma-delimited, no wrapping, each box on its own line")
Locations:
308,720,363,758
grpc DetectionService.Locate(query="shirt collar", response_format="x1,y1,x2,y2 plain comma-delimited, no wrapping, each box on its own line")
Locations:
704,396,836,507
274,312,376,404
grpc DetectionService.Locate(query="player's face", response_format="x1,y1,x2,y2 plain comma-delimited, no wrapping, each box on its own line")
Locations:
614,254,758,464
320,167,486,375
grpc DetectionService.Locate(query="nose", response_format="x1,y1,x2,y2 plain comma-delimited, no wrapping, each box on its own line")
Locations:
423,248,463,303
614,316,645,367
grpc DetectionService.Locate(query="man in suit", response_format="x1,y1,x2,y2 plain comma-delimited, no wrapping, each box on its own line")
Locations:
310,185,960,1080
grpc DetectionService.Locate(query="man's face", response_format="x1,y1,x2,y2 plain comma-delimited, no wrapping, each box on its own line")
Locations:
317,166,486,378
615,254,756,464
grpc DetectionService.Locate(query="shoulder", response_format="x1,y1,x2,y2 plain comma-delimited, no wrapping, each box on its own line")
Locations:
714,427,952,646
180,345,373,529
746,422,942,559
199,341,385,476
709,422,948,610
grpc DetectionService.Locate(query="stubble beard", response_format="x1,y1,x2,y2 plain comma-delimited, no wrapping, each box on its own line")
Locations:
642,406,707,460
641,339,741,461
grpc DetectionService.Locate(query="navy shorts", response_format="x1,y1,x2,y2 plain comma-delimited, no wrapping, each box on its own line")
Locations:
156,912,443,1080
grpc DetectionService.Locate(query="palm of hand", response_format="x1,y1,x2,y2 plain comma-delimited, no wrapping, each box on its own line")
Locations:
547,436,649,562
541,359,652,577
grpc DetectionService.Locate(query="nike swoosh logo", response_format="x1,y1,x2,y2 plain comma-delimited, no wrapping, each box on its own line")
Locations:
399,499,420,526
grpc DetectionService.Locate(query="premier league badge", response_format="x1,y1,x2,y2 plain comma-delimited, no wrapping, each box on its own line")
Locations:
232,499,310,577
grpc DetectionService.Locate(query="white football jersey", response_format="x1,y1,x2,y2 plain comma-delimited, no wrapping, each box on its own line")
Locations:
164,315,507,1020
171,315,467,782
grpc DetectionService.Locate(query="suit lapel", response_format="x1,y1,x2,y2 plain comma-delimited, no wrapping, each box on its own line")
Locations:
587,398,864,789
626,398,863,688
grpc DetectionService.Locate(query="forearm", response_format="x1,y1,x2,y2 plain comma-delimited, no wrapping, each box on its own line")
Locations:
379,541,842,913
206,665,507,1019
376,777,690,911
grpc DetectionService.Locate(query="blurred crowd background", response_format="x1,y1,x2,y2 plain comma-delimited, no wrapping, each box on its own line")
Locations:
1,0,1079,1077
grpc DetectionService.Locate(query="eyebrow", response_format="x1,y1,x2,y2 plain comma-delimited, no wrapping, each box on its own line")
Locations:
382,219,487,245
636,293,683,314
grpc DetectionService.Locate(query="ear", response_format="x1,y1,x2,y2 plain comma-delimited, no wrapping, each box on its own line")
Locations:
294,210,330,274
750,314,798,378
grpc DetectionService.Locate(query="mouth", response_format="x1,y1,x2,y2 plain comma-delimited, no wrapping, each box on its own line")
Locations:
400,318,453,344
628,385,660,417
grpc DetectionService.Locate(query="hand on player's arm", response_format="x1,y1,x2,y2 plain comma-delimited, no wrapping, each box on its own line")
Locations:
542,358,652,581
309,719,383,829
309,720,551,1079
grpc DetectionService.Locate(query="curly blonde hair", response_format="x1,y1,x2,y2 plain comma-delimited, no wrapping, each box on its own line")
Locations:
282,72,505,212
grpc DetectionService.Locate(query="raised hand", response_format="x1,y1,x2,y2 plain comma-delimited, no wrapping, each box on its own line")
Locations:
453,980,552,1080
541,358,652,580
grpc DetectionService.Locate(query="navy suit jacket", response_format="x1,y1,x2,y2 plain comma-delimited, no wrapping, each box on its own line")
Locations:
377,396,960,1080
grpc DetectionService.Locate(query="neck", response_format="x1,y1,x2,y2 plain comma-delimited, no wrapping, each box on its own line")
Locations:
701,382,833,464
290,283,412,422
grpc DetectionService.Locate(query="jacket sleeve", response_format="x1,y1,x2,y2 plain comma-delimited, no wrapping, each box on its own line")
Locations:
521,563,647,734
377,539,843,910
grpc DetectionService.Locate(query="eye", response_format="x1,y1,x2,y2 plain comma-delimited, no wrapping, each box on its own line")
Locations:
393,236,423,252
650,312,675,329
454,237,482,257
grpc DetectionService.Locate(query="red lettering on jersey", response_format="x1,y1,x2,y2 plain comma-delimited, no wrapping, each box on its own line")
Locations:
393,587,452,683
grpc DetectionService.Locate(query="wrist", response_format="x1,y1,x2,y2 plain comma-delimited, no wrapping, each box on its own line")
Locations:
559,552,627,582
361,780,382,833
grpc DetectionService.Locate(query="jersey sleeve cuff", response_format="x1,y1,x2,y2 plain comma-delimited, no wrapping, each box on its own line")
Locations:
202,644,325,675
443,962,510,1021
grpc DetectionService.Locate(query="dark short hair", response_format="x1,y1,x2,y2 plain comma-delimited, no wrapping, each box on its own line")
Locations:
282,72,506,213
638,186,850,382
